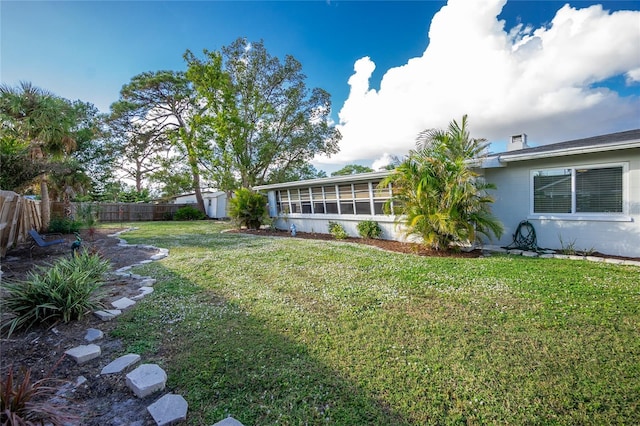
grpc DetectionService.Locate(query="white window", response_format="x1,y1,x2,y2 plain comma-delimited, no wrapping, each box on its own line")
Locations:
532,164,625,215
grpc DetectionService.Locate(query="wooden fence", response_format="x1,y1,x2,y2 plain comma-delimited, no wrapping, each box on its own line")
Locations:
0,199,191,256
0,191,42,257
51,202,192,223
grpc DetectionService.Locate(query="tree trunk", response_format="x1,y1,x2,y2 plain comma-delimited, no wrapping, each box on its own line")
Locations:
40,175,51,231
188,155,205,214
136,159,143,192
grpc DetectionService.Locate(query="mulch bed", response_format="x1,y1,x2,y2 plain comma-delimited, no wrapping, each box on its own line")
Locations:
228,228,484,258
0,228,160,425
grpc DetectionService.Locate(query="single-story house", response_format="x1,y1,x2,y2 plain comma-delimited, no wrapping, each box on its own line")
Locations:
171,190,228,219
478,129,640,257
254,129,640,258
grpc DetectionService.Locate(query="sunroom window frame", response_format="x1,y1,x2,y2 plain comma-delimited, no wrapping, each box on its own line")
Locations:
273,180,395,217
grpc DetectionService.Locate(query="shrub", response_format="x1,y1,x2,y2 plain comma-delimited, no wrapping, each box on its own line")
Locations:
1,250,111,337
328,221,348,240
76,202,99,228
357,220,382,239
381,115,503,250
228,188,267,230
47,216,82,234
0,365,78,425
174,205,206,221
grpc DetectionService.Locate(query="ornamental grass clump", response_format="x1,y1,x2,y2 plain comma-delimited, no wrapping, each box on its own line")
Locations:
1,363,78,426
1,250,110,337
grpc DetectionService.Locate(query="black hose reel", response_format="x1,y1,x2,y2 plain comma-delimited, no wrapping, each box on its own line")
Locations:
504,220,538,252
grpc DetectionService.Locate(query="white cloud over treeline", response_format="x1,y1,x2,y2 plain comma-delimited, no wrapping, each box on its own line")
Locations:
317,0,640,169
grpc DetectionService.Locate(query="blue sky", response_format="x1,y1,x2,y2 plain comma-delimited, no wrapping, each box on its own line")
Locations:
2,0,639,172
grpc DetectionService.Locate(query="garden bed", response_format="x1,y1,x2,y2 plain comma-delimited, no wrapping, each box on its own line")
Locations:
0,228,160,425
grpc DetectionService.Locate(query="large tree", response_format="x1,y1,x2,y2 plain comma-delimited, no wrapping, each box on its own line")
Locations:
110,71,210,212
107,113,171,193
185,38,341,190
331,164,373,176
382,115,503,250
0,82,94,228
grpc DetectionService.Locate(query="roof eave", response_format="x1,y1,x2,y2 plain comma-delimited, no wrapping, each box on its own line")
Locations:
498,140,640,163
254,170,392,191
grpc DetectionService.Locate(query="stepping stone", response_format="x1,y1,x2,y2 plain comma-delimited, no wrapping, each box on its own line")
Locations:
65,344,101,365
139,278,157,287
112,297,136,310
126,364,167,398
212,417,245,426
147,393,188,426
101,353,141,375
94,309,122,321
55,375,87,397
132,287,154,300
84,328,104,342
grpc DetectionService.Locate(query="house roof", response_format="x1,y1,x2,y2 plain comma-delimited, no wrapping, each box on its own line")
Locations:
255,129,640,190
254,170,391,191
496,128,640,163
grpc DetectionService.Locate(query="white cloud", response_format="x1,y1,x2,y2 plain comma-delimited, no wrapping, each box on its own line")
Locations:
371,153,395,171
627,68,640,84
315,0,640,167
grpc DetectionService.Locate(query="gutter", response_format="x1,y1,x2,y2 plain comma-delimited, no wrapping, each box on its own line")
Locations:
498,140,640,163
254,170,392,191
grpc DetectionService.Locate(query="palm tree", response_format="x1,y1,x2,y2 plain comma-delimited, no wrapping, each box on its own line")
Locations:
382,115,503,250
0,82,79,229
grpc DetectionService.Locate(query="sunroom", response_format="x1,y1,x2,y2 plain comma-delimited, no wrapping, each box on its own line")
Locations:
254,170,402,239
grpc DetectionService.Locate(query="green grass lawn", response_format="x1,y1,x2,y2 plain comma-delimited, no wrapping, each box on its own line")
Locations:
110,221,640,425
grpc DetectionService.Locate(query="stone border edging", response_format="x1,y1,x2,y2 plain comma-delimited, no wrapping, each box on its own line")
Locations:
62,227,191,426
481,245,640,267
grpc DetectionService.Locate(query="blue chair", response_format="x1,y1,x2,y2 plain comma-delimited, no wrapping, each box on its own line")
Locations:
28,229,65,248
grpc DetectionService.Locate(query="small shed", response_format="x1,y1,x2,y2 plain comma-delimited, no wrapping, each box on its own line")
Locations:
172,190,227,219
